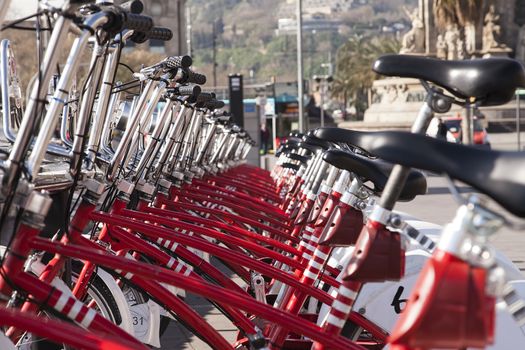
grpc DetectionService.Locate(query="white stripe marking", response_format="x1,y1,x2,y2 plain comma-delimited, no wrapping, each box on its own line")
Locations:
54,292,68,312
167,257,176,269
67,300,83,320
314,250,329,260
332,300,352,314
303,269,318,280
327,314,346,328
338,286,358,300
81,308,96,328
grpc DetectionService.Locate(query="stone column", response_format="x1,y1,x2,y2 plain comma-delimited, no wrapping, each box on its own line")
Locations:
423,0,435,55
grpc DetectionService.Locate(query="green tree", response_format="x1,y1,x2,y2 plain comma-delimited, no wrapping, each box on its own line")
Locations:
332,36,400,117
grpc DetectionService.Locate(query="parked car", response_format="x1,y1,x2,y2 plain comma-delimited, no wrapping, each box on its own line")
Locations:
443,116,490,147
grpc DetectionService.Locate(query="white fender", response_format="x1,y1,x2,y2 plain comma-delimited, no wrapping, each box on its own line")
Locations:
128,300,161,348
0,332,16,350
402,216,524,280
96,268,134,335
26,256,135,336
488,280,525,349
122,253,161,347
318,249,430,331
317,217,525,349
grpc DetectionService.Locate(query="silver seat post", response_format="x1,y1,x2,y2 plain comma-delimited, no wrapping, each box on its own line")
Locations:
241,140,251,160
4,3,78,192
107,79,157,180
26,13,110,179
297,151,320,187
85,33,131,171
68,40,110,177
99,88,124,156
233,137,246,161
0,39,23,143
195,118,219,166
227,136,242,164
179,109,204,171
301,151,324,194
164,107,194,176
59,83,78,148
172,108,198,172
142,102,182,181
208,128,229,165
220,133,238,165
193,115,214,164
154,103,189,179
133,99,176,181
376,97,434,211
188,112,214,171
119,77,172,178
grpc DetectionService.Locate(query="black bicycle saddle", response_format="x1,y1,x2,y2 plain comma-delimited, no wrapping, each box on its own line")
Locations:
323,149,427,202
373,54,525,106
286,153,310,164
314,128,369,153
303,131,331,150
348,130,525,218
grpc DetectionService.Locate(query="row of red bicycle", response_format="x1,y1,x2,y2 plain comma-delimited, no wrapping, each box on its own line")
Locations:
0,0,524,349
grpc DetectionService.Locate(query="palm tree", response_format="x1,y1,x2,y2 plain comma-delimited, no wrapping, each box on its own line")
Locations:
332,36,400,118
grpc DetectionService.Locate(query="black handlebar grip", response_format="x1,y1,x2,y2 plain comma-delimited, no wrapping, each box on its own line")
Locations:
129,31,148,44
175,85,201,96
205,100,225,110
217,115,231,123
186,70,207,85
148,27,173,41
164,55,193,69
130,27,173,44
196,92,213,103
120,0,144,14
123,13,153,33
185,95,198,104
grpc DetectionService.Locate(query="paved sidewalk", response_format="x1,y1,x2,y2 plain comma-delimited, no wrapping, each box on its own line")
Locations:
160,258,244,349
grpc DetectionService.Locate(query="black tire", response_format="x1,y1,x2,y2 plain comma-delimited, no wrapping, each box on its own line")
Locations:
18,264,124,350
71,262,122,326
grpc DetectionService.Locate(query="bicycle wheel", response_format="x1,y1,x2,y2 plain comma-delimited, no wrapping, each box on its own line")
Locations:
15,263,124,350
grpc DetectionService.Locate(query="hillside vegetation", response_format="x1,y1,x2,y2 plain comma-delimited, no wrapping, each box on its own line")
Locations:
188,0,417,86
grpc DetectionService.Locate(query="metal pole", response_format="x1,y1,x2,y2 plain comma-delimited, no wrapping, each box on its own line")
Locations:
186,6,193,56
320,84,324,127
463,104,473,145
296,0,304,132
272,114,277,152
212,21,217,88
517,92,521,150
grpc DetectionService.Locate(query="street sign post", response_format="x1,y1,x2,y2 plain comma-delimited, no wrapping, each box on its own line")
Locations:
229,74,244,127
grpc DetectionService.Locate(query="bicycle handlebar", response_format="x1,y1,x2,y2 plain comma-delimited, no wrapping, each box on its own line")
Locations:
164,55,193,69
205,100,225,110
186,70,207,85
119,0,144,14
196,92,214,103
101,7,153,35
173,85,201,97
122,12,153,32
130,27,173,44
